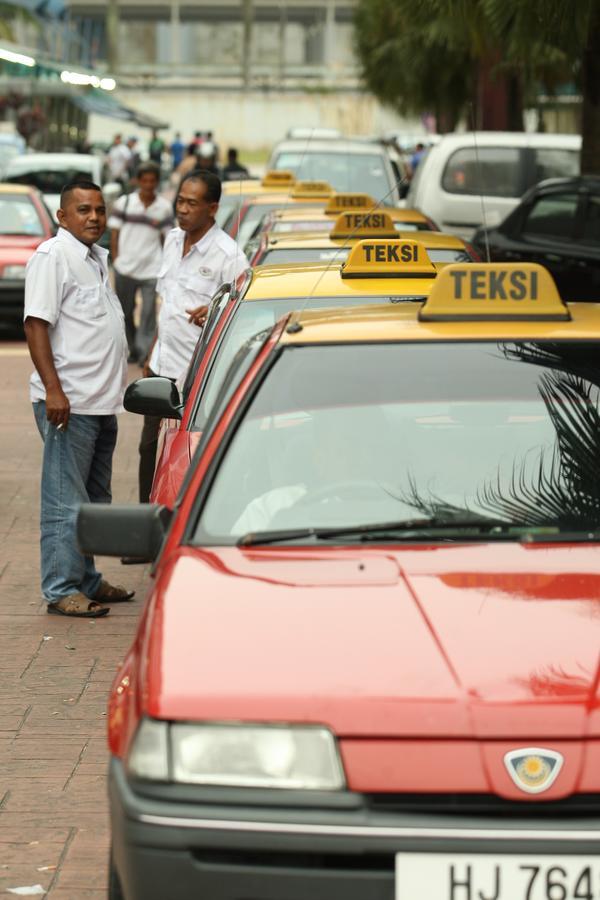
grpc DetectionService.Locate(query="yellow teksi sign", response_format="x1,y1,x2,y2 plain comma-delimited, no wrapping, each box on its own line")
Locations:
291,180,333,198
341,239,436,279
330,211,398,240
419,263,570,322
325,193,378,214
261,170,295,188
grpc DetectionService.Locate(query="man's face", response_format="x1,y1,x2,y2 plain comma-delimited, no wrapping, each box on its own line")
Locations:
57,188,106,246
175,179,218,233
138,172,159,200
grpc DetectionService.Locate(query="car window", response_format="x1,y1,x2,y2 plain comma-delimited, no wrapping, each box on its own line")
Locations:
275,151,392,199
531,148,580,184
442,147,522,197
6,168,96,194
271,219,334,234
180,286,232,403
0,195,44,236
522,193,579,241
195,341,600,543
581,194,600,245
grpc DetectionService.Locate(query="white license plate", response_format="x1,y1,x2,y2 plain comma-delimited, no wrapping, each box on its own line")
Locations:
396,854,599,900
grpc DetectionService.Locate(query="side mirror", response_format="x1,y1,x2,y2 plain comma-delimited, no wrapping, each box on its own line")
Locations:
124,377,183,419
77,503,172,560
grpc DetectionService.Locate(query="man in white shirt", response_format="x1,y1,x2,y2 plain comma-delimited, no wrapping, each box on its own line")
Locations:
107,134,131,186
138,170,249,503
108,161,173,363
23,180,133,618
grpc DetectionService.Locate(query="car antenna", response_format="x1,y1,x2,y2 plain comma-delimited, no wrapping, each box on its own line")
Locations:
471,102,491,263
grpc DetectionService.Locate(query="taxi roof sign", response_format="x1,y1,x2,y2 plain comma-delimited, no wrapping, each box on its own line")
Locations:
291,180,333,198
341,239,436,279
261,170,295,188
419,263,570,321
325,193,377,215
330,211,398,240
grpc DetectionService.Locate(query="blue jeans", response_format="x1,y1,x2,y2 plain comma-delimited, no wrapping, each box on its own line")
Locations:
33,402,118,604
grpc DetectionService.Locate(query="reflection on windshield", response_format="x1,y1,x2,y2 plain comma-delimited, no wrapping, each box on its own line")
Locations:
196,342,600,542
275,151,391,198
0,196,43,236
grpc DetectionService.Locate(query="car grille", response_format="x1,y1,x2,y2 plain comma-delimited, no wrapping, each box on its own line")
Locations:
365,793,600,818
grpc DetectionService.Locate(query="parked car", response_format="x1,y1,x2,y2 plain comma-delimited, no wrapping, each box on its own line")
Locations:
0,132,26,180
4,152,121,221
472,176,600,301
0,184,55,326
406,132,581,240
268,138,403,205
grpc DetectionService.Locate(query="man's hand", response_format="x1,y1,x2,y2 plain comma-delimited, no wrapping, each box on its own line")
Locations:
45,384,70,429
186,304,209,327
142,358,152,378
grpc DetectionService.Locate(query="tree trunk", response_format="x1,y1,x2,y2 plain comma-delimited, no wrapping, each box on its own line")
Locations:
477,58,523,131
580,4,600,174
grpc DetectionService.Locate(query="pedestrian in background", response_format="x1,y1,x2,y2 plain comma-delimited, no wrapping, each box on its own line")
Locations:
149,129,165,165
108,161,174,363
23,180,133,617
223,147,250,180
137,171,249,504
126,136,140,183
170,132,185,170
107,134,131,187
170,143,199,188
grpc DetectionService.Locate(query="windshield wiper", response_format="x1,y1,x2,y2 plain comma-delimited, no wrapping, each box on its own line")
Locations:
237,515,517,547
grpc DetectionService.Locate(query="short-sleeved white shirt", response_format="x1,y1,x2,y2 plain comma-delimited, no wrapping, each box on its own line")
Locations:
149,224,249,380
24,228,128,415
107,143,131,181
107,191,174,280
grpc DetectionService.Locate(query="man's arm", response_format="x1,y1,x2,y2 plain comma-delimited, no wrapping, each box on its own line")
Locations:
110,228,119,263
23,317,70,428
142,333,158,378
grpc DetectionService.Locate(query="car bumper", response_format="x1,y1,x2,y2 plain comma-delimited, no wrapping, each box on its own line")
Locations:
0,281,25,323
110,758,600,900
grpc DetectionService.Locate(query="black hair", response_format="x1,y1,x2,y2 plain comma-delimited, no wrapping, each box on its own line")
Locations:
227,147,238,160
179,169,222,203
60,180,103,207
136,161,161,180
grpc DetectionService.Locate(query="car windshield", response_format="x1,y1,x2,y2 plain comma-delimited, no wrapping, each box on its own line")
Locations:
195,341,600,543
271,219,334,234
191,295,428,433
6,167,96,194
275,151,392,199
0,195,44,236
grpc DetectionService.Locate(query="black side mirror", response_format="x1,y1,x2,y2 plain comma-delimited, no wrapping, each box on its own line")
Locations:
77,503,172,561
124,377,183,419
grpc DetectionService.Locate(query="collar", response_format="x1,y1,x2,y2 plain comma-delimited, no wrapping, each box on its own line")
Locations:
57,226,109,263
174,223,218,256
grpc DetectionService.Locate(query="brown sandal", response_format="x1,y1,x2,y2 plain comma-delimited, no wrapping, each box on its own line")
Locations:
93,579,135,603
48,594,110,617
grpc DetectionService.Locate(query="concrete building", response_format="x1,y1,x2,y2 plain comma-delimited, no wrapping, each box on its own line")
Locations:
61,0,423,150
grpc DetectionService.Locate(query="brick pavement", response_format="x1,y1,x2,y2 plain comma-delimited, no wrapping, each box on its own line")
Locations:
0,344,147,899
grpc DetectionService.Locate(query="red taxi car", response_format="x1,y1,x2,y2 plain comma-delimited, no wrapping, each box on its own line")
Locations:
81,261,600,900
0,183,55,325
124,236,440,508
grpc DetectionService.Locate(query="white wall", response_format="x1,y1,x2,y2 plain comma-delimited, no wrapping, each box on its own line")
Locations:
88,88,427,154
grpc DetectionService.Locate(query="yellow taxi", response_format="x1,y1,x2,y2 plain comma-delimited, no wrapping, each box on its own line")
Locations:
95,260,600,900
223,180,335,248
217,169,296,228
125,238,441,508
248,210,479,268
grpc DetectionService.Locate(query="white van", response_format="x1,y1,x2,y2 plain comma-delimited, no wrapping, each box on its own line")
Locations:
405,132,581,240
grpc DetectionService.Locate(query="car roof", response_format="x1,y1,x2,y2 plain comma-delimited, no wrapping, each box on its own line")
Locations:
0,182,37,195
6,153,100,171
280,300,600,345
272,139,388,156
271,207,428,223
264,230,466,250
432,132,582,151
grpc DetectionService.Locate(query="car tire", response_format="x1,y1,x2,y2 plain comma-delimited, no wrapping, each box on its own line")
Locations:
108,850,125,900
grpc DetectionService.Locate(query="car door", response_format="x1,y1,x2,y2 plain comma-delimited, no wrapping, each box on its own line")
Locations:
506,190,583,298
571,190,600,300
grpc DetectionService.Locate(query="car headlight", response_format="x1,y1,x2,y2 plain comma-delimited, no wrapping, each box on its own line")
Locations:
2,264,26,279
127,719,346,790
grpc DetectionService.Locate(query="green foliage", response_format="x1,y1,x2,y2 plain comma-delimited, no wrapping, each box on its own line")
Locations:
0,2,39,42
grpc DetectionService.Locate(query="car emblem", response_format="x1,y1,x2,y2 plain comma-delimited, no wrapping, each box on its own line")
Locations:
504,748,564,794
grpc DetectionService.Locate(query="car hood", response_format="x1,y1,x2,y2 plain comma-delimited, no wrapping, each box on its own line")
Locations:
145,543,600,739
0,236,44,265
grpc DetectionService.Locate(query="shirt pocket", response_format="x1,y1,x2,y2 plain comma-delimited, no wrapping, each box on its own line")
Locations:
75,284,107,319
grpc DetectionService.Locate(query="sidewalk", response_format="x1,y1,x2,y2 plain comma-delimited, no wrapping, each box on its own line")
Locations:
0,345,147,899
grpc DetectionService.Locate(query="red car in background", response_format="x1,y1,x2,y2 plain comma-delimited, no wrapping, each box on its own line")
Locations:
0,183,55,327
